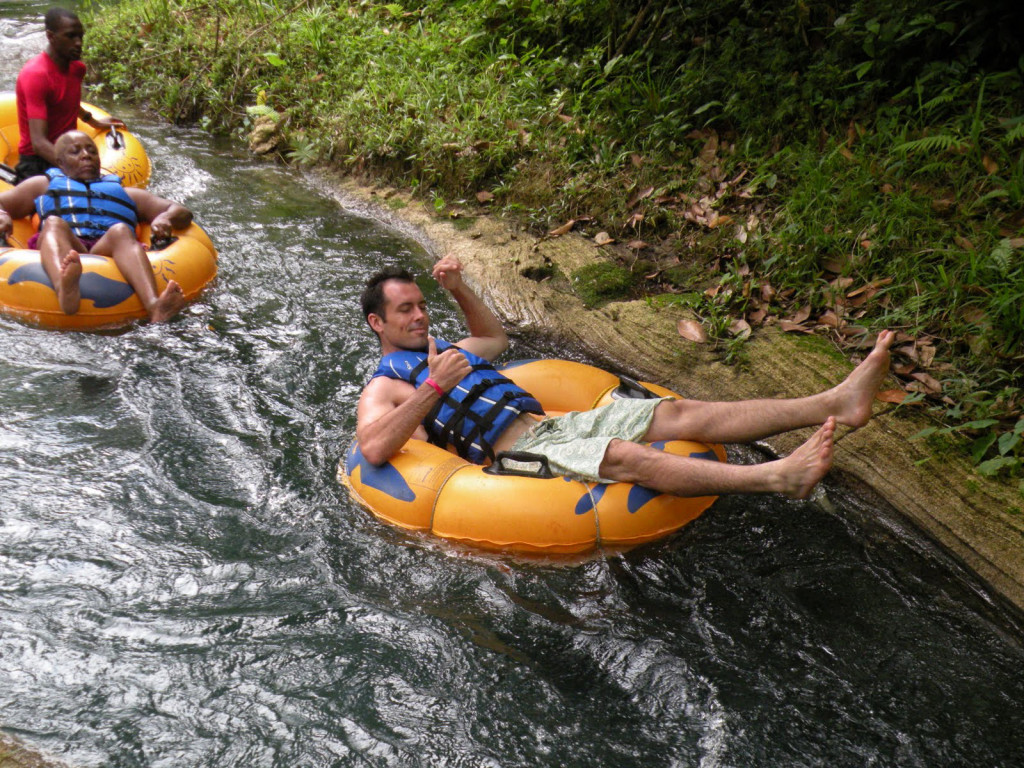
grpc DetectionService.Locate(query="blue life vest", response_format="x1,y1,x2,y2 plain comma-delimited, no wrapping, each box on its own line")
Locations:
372,339,544,463
35,168,138,241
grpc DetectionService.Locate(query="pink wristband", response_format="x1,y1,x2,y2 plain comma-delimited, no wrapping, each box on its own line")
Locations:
424,378,445,397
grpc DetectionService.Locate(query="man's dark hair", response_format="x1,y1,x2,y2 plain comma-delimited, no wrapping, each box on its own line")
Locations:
44,7,79,32
361,267,416,325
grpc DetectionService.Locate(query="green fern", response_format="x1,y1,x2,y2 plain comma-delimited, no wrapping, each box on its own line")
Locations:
1006,122,1024,144
921,92,955,112
245,104,281,122
894,133,964,155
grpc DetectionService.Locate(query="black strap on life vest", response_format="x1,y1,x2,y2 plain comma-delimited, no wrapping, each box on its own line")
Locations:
42,184,138,229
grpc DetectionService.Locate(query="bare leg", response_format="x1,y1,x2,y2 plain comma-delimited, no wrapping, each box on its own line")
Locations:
37,218,84,314
599,418,836,499
91,224,186,322
57,250,83,314
644,331,895,444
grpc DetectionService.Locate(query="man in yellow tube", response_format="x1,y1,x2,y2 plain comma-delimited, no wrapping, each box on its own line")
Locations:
15,7,124,182
356,256,894,500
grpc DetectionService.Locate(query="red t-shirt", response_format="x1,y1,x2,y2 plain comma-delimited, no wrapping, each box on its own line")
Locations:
16,52,86,157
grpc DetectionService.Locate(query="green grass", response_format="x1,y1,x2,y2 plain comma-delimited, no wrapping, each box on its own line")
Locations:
83,0,1024,483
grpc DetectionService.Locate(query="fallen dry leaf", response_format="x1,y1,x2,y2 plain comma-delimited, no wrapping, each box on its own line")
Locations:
699,134,719,164
876,389,915,404
729,318,752,339
626,239,649,251
594,231,615,246
982,155,999,175
476,190,494,203
895,344,919,361
548,220,575,237
959,306,988,325
790,305,812,324
626,186,655,209
846,277,892,298
830,276,855,291
818,310,842,328
748,308,767,325
911,372,943,393
954,234,975,251
779,320,814,333
677,319,707,343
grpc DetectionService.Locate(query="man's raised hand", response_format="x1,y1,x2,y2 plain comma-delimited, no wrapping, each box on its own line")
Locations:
432,255,465,293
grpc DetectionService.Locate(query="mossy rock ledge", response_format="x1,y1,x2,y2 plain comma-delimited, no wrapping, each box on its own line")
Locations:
319,171,1024,621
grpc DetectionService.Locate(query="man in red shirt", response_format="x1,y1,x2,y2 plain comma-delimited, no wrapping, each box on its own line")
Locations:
15,7,123,182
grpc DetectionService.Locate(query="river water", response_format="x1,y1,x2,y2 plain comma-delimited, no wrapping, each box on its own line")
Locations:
3,7,1024,768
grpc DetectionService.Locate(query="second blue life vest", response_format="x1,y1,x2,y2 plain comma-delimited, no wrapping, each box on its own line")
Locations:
372,339,544,463
35,168,138,241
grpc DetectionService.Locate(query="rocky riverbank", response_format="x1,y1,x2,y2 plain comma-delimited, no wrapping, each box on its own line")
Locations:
317,170,1024,621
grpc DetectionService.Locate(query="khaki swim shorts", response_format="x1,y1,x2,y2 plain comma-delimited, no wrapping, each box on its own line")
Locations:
509,396,669,482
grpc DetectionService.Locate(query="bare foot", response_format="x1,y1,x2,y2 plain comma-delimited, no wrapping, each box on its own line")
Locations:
58,250,82,314
148,280,186,323
775,417,836,499
830,330,895,428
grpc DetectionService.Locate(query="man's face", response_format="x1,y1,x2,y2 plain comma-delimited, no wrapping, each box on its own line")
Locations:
370,280,430,351
47,16,84,63
57,134,101,181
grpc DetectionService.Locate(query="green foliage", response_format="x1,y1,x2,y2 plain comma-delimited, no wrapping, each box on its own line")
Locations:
83,0,1024,480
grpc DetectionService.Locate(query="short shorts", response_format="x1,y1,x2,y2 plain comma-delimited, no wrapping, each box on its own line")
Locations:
509,396,670,483
26,232,100,251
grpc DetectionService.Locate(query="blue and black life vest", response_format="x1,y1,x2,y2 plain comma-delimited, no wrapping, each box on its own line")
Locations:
372,339,544,463
35,168,138,241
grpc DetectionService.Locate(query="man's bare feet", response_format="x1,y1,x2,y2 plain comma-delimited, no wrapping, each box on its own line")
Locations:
148,280,186,323
775,417,836,499
830,330,895,428
57,250,82,314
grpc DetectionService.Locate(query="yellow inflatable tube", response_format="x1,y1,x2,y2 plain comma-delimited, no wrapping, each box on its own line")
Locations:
0,193,217,330
0,91,151,188
340,359,727,554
